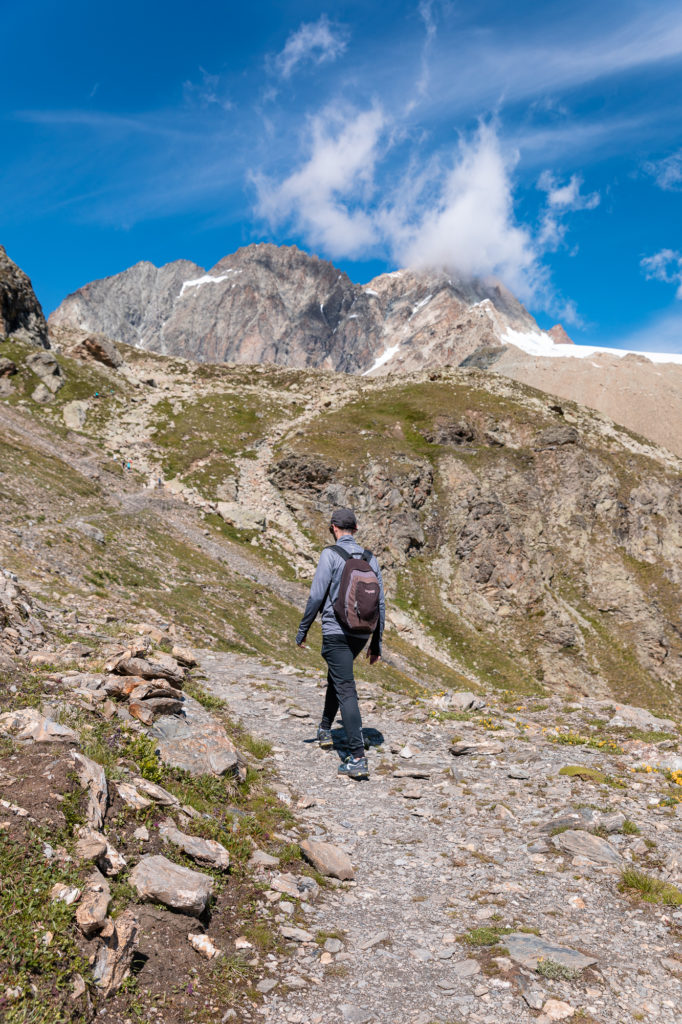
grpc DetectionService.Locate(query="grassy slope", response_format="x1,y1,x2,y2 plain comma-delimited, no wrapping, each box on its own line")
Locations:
1,337,680,712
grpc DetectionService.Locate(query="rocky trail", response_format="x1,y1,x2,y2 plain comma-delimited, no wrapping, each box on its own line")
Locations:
195,648,682,1024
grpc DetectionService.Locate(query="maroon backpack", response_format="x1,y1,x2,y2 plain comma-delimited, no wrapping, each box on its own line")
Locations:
329,546,381,633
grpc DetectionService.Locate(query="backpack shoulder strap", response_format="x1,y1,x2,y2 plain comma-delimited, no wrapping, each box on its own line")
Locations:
362,549,373,562
326,544,351,561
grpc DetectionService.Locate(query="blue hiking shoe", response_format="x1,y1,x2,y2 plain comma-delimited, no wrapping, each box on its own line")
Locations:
317,726,334,750
338,755,369,780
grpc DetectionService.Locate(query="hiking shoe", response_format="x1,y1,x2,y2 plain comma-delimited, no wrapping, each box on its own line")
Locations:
338,755,369,780
317,726,334,749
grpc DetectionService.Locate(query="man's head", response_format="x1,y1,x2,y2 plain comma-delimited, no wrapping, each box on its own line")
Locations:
329,507,357,540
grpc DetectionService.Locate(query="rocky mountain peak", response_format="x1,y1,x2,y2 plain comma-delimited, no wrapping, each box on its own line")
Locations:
48,243,542,373
0,244,49,348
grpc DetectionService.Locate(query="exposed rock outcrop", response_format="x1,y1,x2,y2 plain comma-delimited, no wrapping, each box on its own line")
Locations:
0,245,49,347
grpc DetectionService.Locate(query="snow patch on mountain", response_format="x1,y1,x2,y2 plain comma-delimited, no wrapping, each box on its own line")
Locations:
180,273,234,296
363,343,401,376
503,328,682,366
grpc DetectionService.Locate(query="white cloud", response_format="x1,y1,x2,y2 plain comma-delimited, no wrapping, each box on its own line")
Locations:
537,171,600,211
253,106,385,257
641,249,682,299
643,151,682,191
274,15,348,79
388,124,542,301
536,171,600,250
254,114,564,310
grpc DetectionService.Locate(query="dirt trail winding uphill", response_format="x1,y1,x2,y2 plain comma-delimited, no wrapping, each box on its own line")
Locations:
197,648,682,1024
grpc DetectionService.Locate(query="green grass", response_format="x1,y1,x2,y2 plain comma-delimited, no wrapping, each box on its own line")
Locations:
459,926,512,947
536,958,580,981
0,829,89,1022
619,868,682,906
559,765,608,784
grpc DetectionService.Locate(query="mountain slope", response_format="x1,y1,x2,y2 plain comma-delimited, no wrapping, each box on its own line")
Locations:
2,328,681,717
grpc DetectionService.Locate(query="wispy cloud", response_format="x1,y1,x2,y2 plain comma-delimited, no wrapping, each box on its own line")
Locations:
254,106,385,257
536,171,600,249
643,150,682,191
641,249,682,298
274,15,348,79
183,68,233,111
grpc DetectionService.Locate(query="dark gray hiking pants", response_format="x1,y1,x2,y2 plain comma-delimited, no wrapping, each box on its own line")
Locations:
320,634,368,758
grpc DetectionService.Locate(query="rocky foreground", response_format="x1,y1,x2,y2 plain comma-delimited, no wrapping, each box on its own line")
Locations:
1,573,681,1023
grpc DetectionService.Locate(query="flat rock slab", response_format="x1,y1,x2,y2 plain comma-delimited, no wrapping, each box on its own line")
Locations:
552,829,622,865
0,708,79,745
280,925,314,942
506,933,597,972
451,958,481,978
340,1005,372,1023
159,820,230,870
300,839,354,880
607,703,676,733
151,695,243,778
129,854,214,917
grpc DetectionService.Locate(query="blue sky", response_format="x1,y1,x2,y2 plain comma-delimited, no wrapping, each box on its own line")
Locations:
3,0,682,351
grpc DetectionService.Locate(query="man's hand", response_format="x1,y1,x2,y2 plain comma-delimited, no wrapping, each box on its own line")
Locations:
366,650,381,665
296,638,307,649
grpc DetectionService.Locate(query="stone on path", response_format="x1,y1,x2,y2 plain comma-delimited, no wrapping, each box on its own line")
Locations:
340,1005,372,1023
151,695,243,778
393,767,431,779
451,958,480,978
129,854,214,917
71,751,108,830
76,869,111,938
159,819,230,870
358,931,389,950
506,933,597,972
299,839,354,880
450,739,504,756
552,829,622,865
280,925,314,942
541,999,575,1021
256,978,278,994
92,909,139,997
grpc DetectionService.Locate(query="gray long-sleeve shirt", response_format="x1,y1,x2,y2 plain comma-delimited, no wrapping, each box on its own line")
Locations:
296,534,385,653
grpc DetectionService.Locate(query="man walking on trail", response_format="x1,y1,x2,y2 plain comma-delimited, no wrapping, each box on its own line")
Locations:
296,508,385,780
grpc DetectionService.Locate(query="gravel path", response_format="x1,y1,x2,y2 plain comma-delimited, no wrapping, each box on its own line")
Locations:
197,649,682,1024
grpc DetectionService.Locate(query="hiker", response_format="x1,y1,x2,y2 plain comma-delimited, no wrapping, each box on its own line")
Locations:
296,508,385,780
